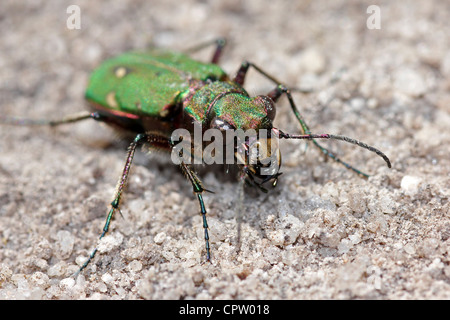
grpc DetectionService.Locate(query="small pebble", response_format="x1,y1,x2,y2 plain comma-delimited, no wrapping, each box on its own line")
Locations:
154,232,166,245
394,68,426,97
401,175,422,195
97,233,124,253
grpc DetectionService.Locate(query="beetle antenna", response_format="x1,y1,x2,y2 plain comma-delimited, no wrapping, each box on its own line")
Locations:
274,128,391,171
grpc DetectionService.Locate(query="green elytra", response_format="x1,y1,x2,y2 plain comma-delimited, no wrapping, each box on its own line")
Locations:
85,49,227,117
85,48,273,133
1,39,391,276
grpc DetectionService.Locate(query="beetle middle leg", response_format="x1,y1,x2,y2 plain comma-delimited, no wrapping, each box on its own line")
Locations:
75,132,172,275
75,132,216,275
184,37,227,64
233,61,372,178
75,133,148,275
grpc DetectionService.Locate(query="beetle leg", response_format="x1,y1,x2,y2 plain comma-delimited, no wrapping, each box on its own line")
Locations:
75,133,171,276
233,61,377,178
179,162,213,262
270,85,376,177
210,38,227,64
233,61,284,87
233,61,250,86
0,111,103,126
184,37,227,64
235,172,245,256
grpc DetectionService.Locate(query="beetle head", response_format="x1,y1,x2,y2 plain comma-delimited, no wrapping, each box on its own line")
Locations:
208,93,281,190
236,129,282,191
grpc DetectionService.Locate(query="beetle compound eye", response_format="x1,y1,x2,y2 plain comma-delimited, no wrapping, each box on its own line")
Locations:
256,95,276,121
210,117,234,131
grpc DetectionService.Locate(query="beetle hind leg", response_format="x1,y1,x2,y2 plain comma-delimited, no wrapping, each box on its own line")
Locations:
0,111,104,126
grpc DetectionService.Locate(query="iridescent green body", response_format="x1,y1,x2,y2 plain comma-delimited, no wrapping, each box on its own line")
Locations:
85,49,274,136
78,46,281,271
183,80,273,129
0,40,392,275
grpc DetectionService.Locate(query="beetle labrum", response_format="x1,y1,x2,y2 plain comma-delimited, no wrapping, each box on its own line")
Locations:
1,38,391,275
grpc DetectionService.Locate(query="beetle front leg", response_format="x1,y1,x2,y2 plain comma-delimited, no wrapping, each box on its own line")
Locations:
269,84,374,177
180,162,213,261
234,61,374,178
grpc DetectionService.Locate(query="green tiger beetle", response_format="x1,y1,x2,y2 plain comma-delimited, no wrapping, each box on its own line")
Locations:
1,38,391,275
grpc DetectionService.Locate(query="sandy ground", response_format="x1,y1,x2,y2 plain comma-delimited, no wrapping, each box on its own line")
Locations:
0,0,449,300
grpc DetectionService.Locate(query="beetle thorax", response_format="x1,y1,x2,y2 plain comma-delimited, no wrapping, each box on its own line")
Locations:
209,93,274,131
181,80,274,131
